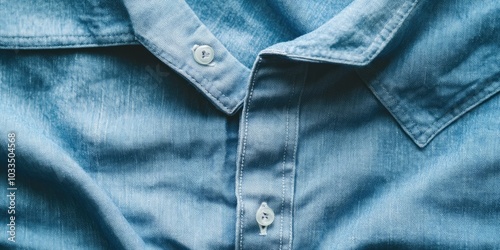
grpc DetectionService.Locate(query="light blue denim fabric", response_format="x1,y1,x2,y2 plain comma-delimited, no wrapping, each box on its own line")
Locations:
1,0,499,249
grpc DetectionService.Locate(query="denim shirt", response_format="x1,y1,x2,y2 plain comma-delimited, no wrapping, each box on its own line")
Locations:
1,0,499,249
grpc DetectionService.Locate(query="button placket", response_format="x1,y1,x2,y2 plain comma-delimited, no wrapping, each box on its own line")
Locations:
236,58,306,249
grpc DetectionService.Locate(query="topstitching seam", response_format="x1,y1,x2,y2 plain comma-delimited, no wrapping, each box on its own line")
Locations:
238,57,262,250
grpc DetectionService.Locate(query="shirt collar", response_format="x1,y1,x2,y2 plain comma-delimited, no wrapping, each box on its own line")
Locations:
121,0,251,115
263,0,419,66
121,0,419,115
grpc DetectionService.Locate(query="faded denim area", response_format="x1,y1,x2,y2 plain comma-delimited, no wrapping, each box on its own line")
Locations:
1,0,499,249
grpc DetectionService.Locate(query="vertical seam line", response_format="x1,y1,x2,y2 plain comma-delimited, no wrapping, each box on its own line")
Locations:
288,63,307,250
238,57,262,250
279,66,299,250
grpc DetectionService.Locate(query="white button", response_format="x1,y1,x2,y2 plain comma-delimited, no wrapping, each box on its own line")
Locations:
256,203,274,226
192,45,214,65
256,202,274,236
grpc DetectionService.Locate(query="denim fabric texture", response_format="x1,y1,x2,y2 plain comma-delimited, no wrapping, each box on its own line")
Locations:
0,0,499,249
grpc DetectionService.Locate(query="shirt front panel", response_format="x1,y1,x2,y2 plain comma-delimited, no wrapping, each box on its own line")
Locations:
0,46,241,249
292,62,500,249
